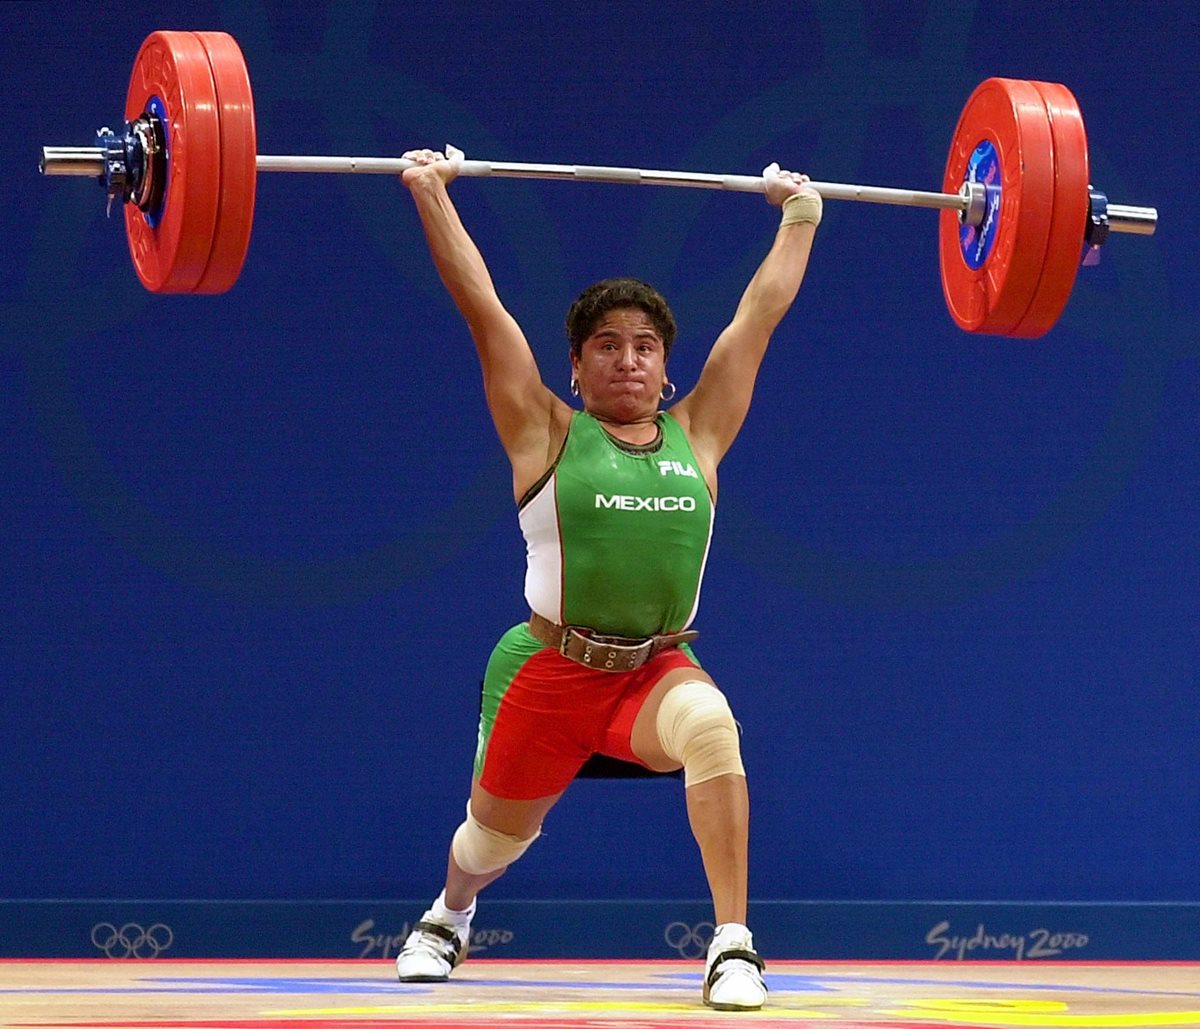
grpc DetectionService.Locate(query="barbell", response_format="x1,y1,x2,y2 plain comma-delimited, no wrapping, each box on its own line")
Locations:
40,30,1157,337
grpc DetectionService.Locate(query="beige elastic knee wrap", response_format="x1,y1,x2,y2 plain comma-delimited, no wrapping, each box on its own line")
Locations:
654,680,745,787
451,802,540,876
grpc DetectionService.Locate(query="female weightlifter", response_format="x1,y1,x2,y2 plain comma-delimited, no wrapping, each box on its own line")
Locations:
394,143,820,1011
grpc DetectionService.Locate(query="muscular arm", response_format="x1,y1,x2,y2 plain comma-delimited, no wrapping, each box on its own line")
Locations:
402,153,570,497
673,174,820,476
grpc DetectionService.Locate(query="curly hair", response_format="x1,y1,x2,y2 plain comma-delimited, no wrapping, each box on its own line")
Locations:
565,278,677,359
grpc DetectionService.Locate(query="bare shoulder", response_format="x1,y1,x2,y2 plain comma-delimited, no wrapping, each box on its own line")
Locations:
664,401,719,498
508,394,575,502
666,397,711,458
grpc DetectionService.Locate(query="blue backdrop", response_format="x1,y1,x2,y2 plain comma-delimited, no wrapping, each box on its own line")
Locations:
2,0,1197,949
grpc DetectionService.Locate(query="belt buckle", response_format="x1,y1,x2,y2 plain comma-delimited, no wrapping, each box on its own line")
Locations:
563,626,650,672
591,630,639,648
558,624,583,657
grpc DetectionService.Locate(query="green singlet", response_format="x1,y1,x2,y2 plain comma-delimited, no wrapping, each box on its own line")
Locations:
518,411,715,638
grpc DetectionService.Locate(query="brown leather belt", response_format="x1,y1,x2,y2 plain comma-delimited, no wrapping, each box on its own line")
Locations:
528,612,699,672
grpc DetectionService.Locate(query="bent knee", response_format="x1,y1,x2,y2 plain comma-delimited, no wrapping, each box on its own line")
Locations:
451,802,541,876
654,680,745,787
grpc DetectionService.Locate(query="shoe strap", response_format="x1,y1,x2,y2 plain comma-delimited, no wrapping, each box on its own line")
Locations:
706,947,766,986
414,919,463,954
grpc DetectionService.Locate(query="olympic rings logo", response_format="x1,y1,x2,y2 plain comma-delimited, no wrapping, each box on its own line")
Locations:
664,920,713,958
91,922,174,959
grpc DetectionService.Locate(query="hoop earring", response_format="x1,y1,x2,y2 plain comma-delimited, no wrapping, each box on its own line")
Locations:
570,377,580,398
660,381,676,402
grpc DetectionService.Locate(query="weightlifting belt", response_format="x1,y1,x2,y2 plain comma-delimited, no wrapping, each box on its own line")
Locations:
528,612,698,673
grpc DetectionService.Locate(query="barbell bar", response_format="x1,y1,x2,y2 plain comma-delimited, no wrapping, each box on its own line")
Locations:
39,30,1158,337
40,147,1157,238
44,146,987,216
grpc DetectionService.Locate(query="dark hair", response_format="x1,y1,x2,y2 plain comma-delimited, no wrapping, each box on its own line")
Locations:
565,278,677,360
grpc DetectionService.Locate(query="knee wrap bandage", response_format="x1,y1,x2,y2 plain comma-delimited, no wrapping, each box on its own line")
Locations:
654,680,745,787
451,802,540,876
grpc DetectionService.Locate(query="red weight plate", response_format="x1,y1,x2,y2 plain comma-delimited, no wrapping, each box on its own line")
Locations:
1010,81,1089,338
124,31,221,293
939,78,1056,335
192,31,257,294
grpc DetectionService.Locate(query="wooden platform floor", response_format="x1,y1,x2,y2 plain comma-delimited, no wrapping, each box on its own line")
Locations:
1,959,1198,1028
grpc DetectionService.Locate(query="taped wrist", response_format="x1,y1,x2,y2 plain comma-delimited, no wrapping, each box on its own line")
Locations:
780,191,823,228
451,802,540,876
654,680,745,787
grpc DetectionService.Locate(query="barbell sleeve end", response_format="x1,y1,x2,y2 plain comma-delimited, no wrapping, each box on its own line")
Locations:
40,146,106,177
1107,204,1157,236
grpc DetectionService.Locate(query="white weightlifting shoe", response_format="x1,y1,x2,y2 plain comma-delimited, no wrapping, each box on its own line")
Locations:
395,913,470,982
702,923,767,1010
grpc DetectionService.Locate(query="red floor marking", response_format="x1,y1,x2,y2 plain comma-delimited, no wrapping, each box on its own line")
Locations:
10,1023,997,1029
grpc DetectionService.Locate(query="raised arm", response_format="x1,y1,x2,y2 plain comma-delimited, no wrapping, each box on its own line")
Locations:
401,148,569,498
672,167,821,473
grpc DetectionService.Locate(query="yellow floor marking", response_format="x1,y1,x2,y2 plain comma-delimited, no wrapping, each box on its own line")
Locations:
885,999,1200,1028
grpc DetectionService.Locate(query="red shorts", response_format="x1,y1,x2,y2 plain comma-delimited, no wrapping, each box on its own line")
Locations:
476,623,700,800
